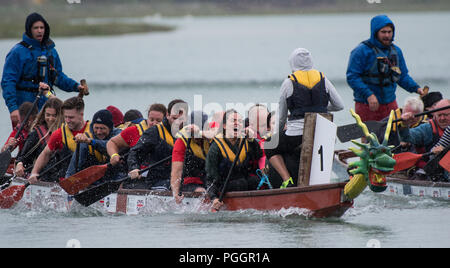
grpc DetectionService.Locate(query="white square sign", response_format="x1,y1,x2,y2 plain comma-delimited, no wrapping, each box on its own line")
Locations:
309,114,337,185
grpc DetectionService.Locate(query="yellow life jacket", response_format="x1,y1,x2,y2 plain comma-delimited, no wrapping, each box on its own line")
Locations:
61,121,92,152
85,132,108,163
391,108,428,132
288,69,324,89
176,127,210,160
213,134,248,165
156,122,175,147
136,120,149,137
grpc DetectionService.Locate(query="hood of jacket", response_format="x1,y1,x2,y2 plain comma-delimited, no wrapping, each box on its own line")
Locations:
24,12,52,46
289,48,314,72
369,14,395,49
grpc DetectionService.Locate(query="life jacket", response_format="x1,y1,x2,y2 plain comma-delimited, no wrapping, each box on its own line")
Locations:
156,122,175,147
61,121,92,152
136,120,149,137
212,134,250,179
84,132,108,163
428,119,445,151
286,69,329,120
16,40,57,93
176,127,210,160
176,127,210,182
361,40,401,88
34,125,50,146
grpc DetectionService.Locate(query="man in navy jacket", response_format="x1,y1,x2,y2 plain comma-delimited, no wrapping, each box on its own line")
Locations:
1,13,87,128
346,14,424,122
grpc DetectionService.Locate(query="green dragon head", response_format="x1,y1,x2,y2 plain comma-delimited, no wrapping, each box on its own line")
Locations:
347,109,397,192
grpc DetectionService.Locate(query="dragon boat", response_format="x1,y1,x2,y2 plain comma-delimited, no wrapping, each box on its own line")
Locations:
1,112,402,217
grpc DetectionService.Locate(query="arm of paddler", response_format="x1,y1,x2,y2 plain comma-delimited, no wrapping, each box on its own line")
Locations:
205,142,223,200
127,127,158,178
171,139,187,202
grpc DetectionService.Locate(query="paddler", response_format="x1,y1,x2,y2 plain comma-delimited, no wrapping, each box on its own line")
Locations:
106,103,167,166
206,109,262,211
1,13,88,129
126,99,188,190
399,99,450,181
65,109,121,181
1,101,38,154
14,97,63,177
265,47,344,188
28,96,91,183
171,111,212,204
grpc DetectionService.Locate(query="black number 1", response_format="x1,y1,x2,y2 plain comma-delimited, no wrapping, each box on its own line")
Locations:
318,145,324,171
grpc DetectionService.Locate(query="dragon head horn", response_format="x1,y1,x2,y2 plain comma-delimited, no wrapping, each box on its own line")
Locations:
382,110,395,146
350,108,378,145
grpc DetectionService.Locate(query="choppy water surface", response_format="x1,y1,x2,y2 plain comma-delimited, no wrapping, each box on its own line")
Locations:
0,12,449,248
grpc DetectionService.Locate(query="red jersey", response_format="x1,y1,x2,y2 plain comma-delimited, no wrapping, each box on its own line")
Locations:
47,122,89,152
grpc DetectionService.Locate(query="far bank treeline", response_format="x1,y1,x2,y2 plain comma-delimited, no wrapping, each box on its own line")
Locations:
1,0,449,39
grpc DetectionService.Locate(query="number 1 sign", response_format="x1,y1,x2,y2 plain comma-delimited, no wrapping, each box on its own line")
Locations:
309,114,337,186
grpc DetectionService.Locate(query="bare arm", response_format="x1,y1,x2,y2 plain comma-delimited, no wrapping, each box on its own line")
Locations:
28,145,53,184
170,161,184,203
107,135,129,166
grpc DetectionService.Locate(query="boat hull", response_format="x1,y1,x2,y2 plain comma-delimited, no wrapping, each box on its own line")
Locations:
7,178,352,217
223,183,352,218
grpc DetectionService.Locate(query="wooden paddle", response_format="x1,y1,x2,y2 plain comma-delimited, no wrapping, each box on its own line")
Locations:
337,105,450,143
60,152,129,195
390,152,433,173
74,155,172,207
0,154,72,209
60,163,111,195
0,91,44,178
77,79,89,98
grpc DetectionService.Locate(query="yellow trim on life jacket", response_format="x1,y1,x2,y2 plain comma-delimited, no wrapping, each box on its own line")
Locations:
213,134,248,164
289,69,323,89
392,108,427,132
85,132,108,163
176,127,210,160
137,120,149,137
61,121,91,152
156,122,174,147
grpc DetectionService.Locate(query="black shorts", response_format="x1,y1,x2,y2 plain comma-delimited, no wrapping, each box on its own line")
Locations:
264,131,302,159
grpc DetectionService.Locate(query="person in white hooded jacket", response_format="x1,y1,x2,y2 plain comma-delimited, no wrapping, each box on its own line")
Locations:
265,48,344,188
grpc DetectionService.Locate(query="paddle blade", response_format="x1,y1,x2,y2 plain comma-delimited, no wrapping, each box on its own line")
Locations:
59,164,109,195
337,123,364,143
0,150,12,178
0,184,27,209
74,178,126,207
439,151,450,172
392,152,423,173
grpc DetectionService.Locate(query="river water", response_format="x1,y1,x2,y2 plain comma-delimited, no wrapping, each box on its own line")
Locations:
0,12,449,248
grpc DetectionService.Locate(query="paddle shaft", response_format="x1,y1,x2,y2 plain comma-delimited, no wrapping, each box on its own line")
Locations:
73,155,172,207
7,91,43,151
218,137,247,202
391,104,450,124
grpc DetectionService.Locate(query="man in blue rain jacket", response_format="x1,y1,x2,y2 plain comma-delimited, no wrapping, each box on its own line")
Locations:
346,14,424,122
1,13,87,128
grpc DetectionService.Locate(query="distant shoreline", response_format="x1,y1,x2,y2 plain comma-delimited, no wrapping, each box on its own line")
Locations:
1,1,449,39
